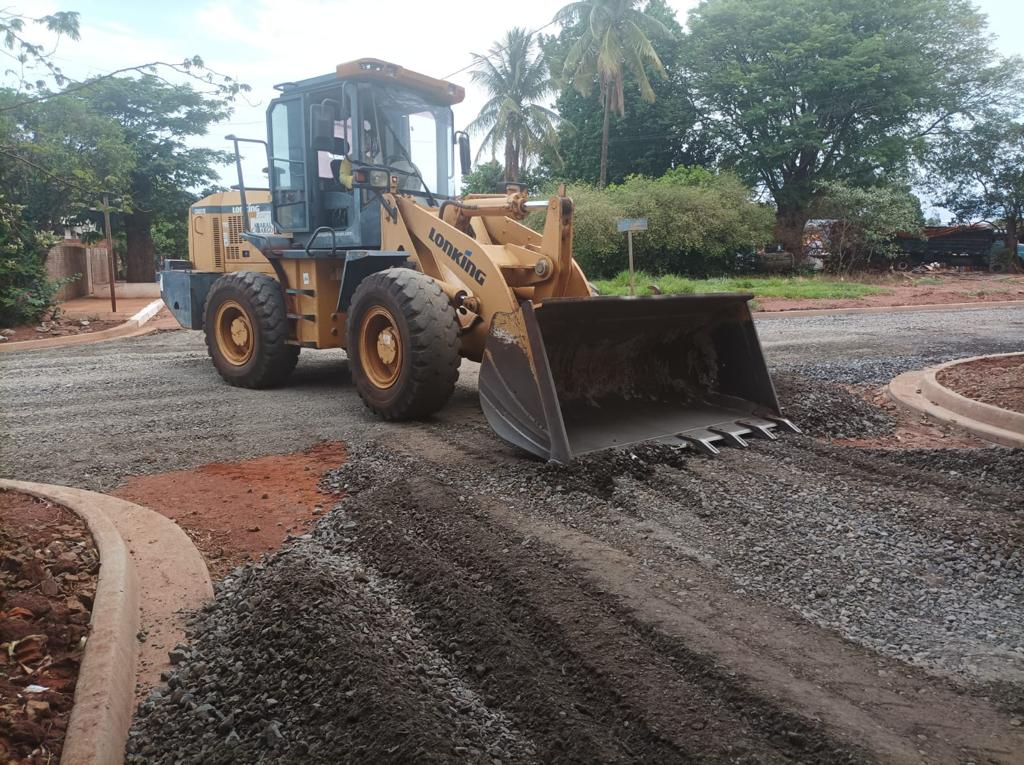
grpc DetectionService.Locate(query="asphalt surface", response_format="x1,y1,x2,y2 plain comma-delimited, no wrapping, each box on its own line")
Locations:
3,303,1024,763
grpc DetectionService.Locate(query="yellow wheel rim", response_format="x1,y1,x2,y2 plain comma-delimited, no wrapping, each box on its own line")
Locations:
214,299,255,366
358,306,402,389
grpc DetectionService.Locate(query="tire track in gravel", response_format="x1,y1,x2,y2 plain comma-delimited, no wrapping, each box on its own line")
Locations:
330,427,1024,763
332,475,869,764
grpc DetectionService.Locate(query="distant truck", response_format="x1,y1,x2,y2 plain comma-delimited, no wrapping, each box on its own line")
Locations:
891,224,996,271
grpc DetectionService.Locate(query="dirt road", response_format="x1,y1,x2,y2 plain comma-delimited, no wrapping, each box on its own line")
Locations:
3,304,1024,762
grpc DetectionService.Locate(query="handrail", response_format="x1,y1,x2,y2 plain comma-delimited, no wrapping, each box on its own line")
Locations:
305,226,339,257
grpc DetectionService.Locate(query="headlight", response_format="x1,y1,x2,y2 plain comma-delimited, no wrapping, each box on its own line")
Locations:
353,169,390,189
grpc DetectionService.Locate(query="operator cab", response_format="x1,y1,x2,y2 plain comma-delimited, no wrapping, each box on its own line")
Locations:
261,59,465,254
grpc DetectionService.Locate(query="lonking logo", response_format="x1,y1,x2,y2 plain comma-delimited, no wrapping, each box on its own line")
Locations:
428,227,487,286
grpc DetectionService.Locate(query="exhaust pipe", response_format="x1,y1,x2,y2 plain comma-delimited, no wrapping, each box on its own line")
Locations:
479,294,798,463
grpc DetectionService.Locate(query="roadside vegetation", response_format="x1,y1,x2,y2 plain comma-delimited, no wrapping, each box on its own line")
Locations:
0,10,245,325
526,167,773,278
0,196,59,326
593,272,887,300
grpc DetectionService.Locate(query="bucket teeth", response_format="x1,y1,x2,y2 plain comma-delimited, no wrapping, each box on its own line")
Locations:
677,430,723,455
737,419,779,440
676,417,800,457
708,425,750,448
768,416,802,435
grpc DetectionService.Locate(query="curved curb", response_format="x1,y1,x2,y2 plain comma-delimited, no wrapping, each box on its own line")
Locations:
0,480,214,765
0,299,164,353
886,352,1024,448
1,480,139,765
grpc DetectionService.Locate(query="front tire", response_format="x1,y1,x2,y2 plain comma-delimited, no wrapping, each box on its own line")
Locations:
346,268,460,420
204,272,299,388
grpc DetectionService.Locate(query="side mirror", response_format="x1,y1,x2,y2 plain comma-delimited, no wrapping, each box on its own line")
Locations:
455,131,471,175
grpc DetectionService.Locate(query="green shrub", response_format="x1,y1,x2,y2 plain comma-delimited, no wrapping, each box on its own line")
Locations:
530,168,773,279
0,197,60,327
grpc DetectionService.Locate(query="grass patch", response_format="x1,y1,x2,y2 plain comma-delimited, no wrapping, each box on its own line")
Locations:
593,271,888,300
914,277,944,286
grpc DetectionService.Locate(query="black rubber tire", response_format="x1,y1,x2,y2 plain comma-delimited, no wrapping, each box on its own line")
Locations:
203,271,299,389
347,268,460,420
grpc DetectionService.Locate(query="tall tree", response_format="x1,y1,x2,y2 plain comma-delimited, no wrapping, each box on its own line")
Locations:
72,76,231,282
683,0,1017,258
0,8,247,296
555,0,668,187
542,0,711,185
929,116,1024,261
0,88,132,231
468,28,560,182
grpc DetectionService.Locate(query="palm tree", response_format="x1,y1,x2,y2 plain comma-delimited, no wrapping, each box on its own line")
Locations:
468,28,560,183
555,0,667,187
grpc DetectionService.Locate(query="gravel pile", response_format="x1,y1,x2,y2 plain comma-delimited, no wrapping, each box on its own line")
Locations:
643,443,1024,685
772,373,894,439
127,543,535,764
319,427,1024,692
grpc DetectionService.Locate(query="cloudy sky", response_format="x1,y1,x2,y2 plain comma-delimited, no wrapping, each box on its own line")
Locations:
12,0,1024,194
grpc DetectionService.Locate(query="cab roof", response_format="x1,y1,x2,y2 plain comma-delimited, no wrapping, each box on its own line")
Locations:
274,58,465,106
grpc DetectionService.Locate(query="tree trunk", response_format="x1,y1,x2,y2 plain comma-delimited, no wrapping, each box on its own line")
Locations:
124,210,156,283
504,135,518,183
599,88,611,189
774,206,809,263
1007,216,1021,273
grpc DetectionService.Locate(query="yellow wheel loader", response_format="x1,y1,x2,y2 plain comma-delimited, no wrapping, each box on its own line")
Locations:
161,59,797,463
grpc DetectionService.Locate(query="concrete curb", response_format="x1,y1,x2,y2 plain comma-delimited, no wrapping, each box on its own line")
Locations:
754,298,1024,320
0,298,165,353
0,480,214,764
1,480,139,765
886,352,1024,449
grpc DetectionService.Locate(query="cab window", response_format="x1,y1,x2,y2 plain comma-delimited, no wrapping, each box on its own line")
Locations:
269,99,308,232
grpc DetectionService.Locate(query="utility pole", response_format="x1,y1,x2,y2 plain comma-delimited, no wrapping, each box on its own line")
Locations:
101,193,116,313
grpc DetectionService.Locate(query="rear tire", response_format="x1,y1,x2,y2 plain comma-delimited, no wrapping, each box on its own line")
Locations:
204,271,299,388
347,268,460,420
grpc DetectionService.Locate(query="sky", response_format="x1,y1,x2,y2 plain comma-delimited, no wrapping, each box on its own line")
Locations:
10,0,1024,200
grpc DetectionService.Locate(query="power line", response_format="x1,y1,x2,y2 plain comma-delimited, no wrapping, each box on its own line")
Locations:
442,19,560,81
0,145,102,196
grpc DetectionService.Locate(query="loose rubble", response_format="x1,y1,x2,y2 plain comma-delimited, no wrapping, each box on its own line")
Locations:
772,373,894,439
128,545,536,764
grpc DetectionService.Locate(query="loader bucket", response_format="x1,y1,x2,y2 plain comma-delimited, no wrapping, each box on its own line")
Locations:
478,294,798,463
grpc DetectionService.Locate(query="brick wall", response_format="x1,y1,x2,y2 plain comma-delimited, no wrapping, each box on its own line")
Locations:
44,243,111,300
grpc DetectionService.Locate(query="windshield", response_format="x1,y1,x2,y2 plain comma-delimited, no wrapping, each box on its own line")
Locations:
357,84,453,197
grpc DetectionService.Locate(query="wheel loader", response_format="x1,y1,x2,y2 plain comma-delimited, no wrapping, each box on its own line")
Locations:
161,58,796,462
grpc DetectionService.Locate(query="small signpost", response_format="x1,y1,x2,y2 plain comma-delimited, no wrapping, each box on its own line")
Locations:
616,217,648,296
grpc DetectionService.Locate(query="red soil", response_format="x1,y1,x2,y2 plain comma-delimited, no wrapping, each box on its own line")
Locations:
112,442,346,578
937,355,1024,415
